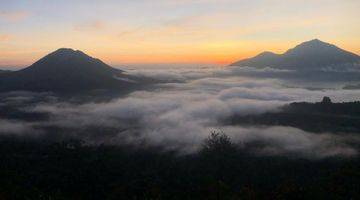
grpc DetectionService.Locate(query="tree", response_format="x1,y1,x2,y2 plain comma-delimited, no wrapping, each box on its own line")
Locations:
201,131,236,155
200,131,239,200
321,96,332,104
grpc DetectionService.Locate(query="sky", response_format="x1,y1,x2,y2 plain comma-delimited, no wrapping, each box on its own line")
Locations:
0,0,359,68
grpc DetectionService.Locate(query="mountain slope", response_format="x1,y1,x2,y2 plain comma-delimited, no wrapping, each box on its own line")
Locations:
0,69,12,74
0,48,139,93
230,39,360,70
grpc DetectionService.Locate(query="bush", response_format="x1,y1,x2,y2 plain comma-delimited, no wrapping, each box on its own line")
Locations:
201,131,236,155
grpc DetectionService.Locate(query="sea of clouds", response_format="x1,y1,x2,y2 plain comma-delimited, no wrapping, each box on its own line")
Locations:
1,66,360,159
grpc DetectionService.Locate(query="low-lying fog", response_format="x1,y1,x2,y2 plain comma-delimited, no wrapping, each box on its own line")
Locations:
1,66,360,159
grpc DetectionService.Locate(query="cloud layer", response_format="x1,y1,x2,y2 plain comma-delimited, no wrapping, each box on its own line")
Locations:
1,66,360,159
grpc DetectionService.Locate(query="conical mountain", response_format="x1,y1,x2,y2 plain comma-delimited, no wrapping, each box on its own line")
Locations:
0,48,137,92
230,39,360,70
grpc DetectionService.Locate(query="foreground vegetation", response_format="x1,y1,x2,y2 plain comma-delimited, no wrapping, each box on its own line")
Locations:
1,132,359,200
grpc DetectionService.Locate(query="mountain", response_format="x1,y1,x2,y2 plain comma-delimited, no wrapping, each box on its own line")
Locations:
0,69,12,74
0,48,140,93
230,39,360,70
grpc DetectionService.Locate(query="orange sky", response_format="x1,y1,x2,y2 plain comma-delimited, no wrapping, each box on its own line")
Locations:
1,0,360,68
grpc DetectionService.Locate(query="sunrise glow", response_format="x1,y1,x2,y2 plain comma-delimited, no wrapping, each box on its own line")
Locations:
1,0,360,67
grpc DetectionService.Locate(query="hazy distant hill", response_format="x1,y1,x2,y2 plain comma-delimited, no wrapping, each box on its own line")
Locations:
228,97,360,133
230,39,360,71
344,83,360,90
0,48,141,93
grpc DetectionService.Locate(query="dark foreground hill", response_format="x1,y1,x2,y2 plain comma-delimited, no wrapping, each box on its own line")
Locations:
228,97,360,133
230,39,360,71
0,48,143,93
0,132,359,200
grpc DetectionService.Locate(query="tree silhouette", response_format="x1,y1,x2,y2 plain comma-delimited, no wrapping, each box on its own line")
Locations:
201,131,236,155
200,131,239,200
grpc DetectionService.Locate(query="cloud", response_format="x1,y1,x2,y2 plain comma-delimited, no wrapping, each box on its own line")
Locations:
126,69,188,82
117,26,145,39
0,119,39,136
1,67,360,158
74,20,106,31
225,126,359,159
216,66,360,88
26,92,360,158
126,67,218,82
0,91,56,104
0,11,29,22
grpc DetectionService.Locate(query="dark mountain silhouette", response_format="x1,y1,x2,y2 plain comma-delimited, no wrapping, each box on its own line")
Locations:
0,48,140,93
230,39,360,70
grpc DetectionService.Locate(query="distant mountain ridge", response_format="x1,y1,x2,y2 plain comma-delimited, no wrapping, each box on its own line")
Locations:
0,48,141,93
229,97,360,133
230,39,360,70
